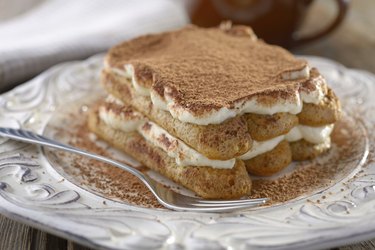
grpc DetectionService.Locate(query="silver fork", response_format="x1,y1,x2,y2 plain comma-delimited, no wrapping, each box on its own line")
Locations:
0,127,268,212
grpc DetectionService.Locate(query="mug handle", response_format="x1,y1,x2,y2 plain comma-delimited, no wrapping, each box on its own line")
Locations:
291,0,350,47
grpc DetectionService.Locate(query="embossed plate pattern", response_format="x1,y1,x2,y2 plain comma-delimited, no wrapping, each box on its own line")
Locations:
0,55,375,250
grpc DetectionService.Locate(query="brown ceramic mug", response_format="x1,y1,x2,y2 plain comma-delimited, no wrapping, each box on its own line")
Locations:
189,0,350,48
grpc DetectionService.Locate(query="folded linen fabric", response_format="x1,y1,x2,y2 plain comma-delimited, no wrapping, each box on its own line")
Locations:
0,0,188,91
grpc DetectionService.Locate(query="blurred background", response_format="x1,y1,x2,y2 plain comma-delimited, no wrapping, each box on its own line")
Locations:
0,1,375,249
0,0,373,92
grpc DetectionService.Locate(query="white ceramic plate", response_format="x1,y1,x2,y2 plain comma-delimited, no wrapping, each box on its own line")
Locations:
0,55,375,250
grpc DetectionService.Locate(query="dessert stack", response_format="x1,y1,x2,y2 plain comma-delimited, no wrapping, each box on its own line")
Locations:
88,24,341,199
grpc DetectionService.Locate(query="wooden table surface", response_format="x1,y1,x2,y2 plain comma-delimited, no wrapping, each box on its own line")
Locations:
1,0,374,249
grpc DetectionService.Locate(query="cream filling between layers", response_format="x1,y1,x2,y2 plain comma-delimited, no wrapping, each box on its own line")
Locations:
107,64,327,125
238,124,334,160
285,124,334,144
99,96,334,169
98,96,146,132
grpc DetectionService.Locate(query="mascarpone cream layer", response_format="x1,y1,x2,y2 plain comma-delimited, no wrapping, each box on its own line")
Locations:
99,96,334,169
98,96,146,132
239,124,334,160
106,64,326,125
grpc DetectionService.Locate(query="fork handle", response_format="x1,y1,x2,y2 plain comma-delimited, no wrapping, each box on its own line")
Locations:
0,127,154,191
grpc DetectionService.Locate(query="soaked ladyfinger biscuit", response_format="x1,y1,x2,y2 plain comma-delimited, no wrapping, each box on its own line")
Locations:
290,139,331,161
298,88,341,126
245,113,298,141
244,140,292,176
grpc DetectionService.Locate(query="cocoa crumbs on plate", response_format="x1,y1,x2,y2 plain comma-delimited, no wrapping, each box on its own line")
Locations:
248,117,365,204
53,117,163,208
46,105,368,209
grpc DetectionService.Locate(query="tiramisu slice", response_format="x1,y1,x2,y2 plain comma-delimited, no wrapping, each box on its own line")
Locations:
89,97,251,199
88,24,341,199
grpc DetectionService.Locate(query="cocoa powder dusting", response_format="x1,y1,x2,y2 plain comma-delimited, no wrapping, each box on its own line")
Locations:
107,25,307,115
60,117,162,208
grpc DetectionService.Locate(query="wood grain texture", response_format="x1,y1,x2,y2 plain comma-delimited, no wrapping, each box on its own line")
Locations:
0,0,374,249
0,216,92,250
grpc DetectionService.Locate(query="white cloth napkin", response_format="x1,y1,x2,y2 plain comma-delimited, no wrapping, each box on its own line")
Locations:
0,0,189,91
